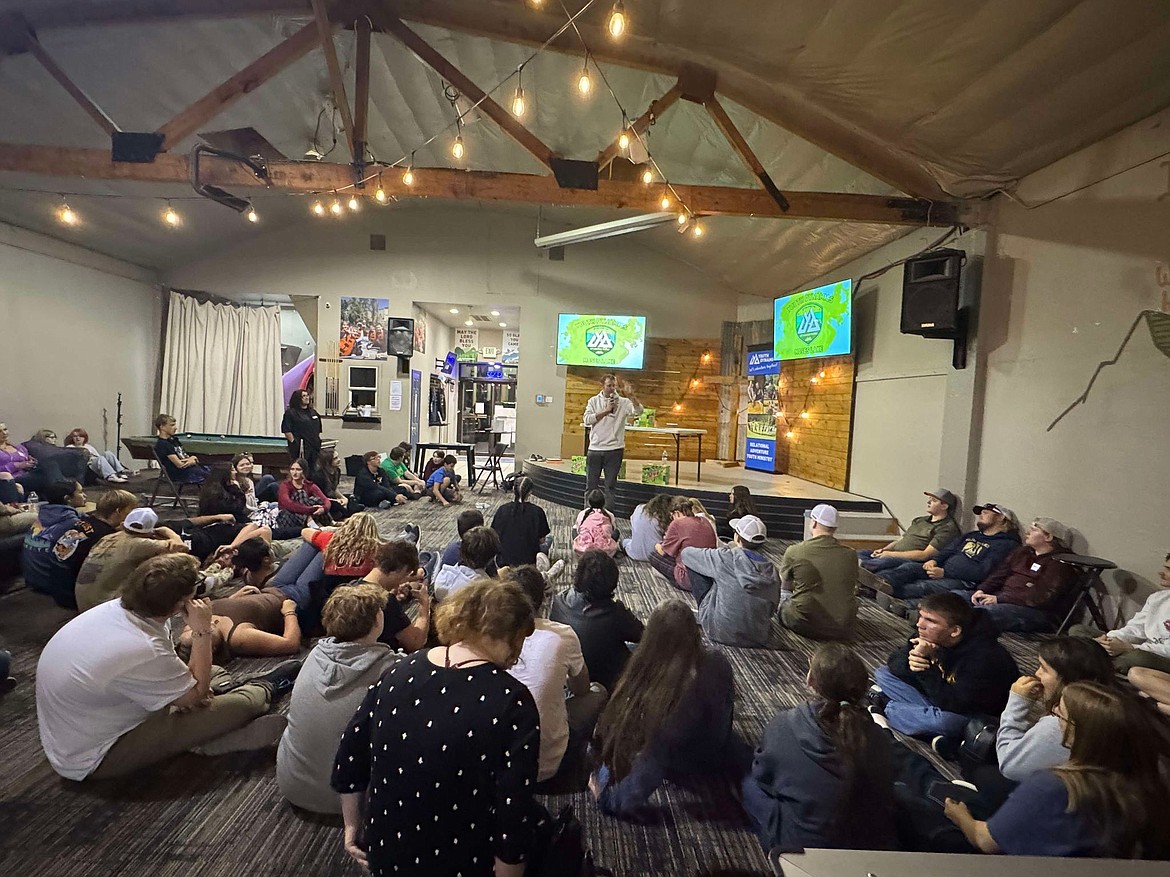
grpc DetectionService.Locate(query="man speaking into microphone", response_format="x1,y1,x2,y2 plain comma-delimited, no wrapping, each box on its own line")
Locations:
582,374,643,507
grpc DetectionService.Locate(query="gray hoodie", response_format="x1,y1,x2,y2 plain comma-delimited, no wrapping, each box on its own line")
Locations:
681,544,780,647
276,637,400,813
995,690,1068,782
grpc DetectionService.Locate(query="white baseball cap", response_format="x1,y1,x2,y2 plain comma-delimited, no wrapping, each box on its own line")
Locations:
123,507,158,533
730,515,767,544
809,504,839,528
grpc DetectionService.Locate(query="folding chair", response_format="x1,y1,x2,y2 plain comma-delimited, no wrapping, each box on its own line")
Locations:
1054,553,1114,634
474,438,505,494
148,447,196,514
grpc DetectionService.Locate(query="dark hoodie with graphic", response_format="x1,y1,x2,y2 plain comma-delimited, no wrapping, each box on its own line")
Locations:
22,505,112,609
745,700,896,852
888,610,1020,716
933,528,1021,584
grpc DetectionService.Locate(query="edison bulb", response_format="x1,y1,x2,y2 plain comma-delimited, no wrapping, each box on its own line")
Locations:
641,167,653,185
163,206,181,227
608,1,626,37
311,201,325,216
329,199,343,216
347,195,360,211
452,136,465,160
511,87,526,118
618,130,630,150
677,212,688,225
375,187,388,203
58,205,78,225
660,195,671,210
692,223,704,238
246,207,259,223
577,69,592,95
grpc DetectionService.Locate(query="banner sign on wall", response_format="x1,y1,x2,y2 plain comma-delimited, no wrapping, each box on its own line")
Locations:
502,329,521,364
455,328,479,362
746,343,780,375
745,370,780,473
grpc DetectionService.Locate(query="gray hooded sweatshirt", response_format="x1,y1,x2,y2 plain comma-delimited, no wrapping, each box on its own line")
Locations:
681,544,780,647
276,637,400,813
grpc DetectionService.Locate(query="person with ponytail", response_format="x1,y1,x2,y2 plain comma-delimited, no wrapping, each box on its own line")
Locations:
742,644,896,852
573,488,620,558
589,600,740,817
491,474,556,569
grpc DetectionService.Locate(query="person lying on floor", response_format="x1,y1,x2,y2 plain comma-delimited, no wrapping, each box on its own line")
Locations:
573,489,619,557
1071,550,1170,675
425,454,462,507
778,504,860,641
74,507,188,613
858,489,960,573
550,550,643,691
36,553,301,781
742,643,896,853
433,525,500,601
943,681,1170,858
378,446,424,498
277,583,400,813
589,600,742,818
649,496,717,591
508,564,606,785
23,487,137,610
870,592,1019,755
680,513,779,648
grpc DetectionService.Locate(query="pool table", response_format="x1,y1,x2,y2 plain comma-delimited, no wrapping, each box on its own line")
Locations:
122,433,335,470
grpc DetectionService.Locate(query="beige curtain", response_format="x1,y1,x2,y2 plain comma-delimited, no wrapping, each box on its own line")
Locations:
159,290,282,435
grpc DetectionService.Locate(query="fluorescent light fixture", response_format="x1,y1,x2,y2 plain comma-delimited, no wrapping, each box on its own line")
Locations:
533,212,677,249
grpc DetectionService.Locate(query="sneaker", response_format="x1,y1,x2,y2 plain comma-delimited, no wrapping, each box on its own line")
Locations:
546,559,565,581
865,685,889,715
932,735,961,762
253,659,303,702
951,779,979,792
378,499,394,510
535,552,551,573
399,523,421,545
192,714,288,756
0,676,16,697
869,711,890,730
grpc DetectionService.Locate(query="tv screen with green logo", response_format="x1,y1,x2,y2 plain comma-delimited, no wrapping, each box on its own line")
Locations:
773,279,852,360
556,314,647,370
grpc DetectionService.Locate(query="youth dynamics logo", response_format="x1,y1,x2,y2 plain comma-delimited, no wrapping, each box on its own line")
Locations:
585,326,617,356
794,304,824,345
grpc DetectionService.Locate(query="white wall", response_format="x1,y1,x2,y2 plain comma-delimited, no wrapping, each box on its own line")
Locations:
0,223,161,457
165,204,739,462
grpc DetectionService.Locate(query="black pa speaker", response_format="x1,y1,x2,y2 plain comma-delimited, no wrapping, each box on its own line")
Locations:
901,248,965,338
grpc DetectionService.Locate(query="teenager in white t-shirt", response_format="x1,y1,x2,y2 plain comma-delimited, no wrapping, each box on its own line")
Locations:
36,553,296,781
506,566,607,782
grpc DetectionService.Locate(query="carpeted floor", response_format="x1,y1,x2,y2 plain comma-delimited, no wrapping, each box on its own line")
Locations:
0,485,1044,877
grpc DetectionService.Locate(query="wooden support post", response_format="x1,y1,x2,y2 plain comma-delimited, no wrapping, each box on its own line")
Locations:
310,0,355,157
21,29,120,136
707,95,789,212
353,16,371,161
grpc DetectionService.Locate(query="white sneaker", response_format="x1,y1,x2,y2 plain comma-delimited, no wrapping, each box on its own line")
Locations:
869,712,889,730
546,559,565,580
535,552,551,573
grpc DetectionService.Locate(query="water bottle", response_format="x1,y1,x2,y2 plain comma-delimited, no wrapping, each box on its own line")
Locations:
27,490,39,507
661,450,668,463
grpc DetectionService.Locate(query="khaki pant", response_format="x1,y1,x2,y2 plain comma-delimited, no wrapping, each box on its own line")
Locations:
0,511,36,537
1067,624,1170,675
89,682,270,780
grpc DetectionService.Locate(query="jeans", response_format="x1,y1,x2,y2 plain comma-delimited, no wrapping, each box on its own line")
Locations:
585,448,623,509
857,550,908,573
255,474,279,502
88,451,129,480
873,665,969,739
175,464,212,485
887,570,973,601
271,541,325,607
648,550,687,590
948,590,1055,633
688,569,715,606
539,534,553,556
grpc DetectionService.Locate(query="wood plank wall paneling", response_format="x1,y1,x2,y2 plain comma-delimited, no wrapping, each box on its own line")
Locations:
778,354,854,490
563,338,720,461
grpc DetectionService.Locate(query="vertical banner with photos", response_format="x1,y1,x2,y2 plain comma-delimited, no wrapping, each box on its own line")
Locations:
502,329,521,364
745,342,780,472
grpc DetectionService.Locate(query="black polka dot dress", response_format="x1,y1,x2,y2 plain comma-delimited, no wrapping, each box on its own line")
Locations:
332,651,541,877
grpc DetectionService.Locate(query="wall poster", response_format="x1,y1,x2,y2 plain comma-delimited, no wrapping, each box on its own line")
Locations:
455,328,479,362
502,329,520,364
744,342,781,473
412,307,427,354
339,296,389,359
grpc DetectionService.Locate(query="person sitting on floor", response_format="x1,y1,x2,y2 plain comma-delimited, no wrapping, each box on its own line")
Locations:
440,509,487,569
24,429,90,485
622,494,673,561
871,592,1020,754
721,485,761,540
421,449,445,482
378,446,424,498
573,488,620,557
508,564,606,784
1127,667,1170,717
36,553,300,781
394,442,434,487
276,458,333,529
649,496,718,591
0,498,36,538
21,480,88,605
308,447,359,520
425,454,462,507
880,503,1021,601
23,488,137,609
589,600,742,818
742,643,896,853
433,526,500,601
74,507,187,613
229,453,281,520
277,583,400,813
688,497,719,538
778,504,859,641
957,517,1079,633
63,427,131,484
859,489,961,573
680,514,780,648
153,414,210,485
493,475,558,573
550,550,643,691
194,465,279,557
353,451,407,509
943,681,1170,858
345,540,431,652
1071,550,1170,676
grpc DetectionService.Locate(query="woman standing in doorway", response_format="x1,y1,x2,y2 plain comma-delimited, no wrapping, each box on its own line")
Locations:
282,389,323,472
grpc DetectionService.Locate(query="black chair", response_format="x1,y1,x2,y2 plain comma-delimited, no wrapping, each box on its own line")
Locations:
148,447,196,514
1054,553,1114,634
474,437,507,493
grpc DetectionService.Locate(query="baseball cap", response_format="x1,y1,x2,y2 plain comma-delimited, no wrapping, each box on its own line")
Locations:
1032,517,1071,547
925,488,957,508
809,503,839,528
730,515,767,544
123,507,158,533
972,502,1019,529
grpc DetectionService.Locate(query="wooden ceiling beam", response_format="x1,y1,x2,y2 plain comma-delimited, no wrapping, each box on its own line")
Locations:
706,95,790,213
157,22,319,150
309,0,355,158
597,82,681,172
0,143,961,226
371,12,556,171
17,27,121,136
352,16,371,159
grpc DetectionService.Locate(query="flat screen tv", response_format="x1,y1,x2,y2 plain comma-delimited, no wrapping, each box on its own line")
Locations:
773,279,853,360
556,314,646,370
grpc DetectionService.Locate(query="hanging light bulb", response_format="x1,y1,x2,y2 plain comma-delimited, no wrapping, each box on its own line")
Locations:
402,165,415,187
311,200,325,216
659,193,671,210
819,370,826,379
810,376,819,384
245,204,259,223
608,1,627,38
577,57,592,95
641,166,654,185
329,198,343,216
452,134,465,160
672,402,682,413
690,378,701,388
347,194,361,211
677,212,688,225
618,129,630,151
511,67,526,118
691,223,704,238
799,410,809,419
162,201,181,228
375,175,388,203
701,351,712,363
449,307,460,314
785,430,795,440
57,200,78,226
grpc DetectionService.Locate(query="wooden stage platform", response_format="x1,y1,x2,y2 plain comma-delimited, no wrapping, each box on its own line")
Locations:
523,459,889,541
